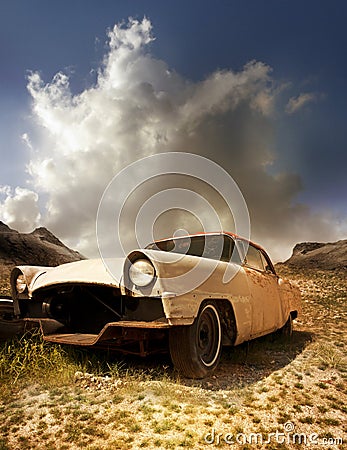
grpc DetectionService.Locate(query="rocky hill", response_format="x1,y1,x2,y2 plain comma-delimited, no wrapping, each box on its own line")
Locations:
283,238,347,271
0,222,84,266
0,222,85,295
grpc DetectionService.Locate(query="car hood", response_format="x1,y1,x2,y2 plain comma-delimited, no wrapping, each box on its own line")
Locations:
27,258,124,293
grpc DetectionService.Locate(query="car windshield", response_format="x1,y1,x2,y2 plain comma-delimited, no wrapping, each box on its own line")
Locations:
146,234,240,263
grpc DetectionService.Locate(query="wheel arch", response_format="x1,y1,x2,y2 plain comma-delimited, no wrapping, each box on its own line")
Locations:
290,310,298,320
201,298,237,346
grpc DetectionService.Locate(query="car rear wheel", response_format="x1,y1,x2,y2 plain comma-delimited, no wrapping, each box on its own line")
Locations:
277,314,293,338
169,302,222,378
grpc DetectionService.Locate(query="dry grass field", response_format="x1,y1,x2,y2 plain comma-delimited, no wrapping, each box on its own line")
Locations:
0,265,12,297
0,267,346,449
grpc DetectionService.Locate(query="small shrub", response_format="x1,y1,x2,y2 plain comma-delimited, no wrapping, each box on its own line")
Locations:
299,416,314,424
316,382,328,390
322,418,340,426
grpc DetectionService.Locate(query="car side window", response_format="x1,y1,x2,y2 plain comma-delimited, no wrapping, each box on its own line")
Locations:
203,235,226,260
245,244,265,271
226,236,242,264
235,239,247,263
201,235,240,263
259,251,271,272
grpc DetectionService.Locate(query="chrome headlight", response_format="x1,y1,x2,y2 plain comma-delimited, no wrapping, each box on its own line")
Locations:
129,259,155,287
16,274,27,294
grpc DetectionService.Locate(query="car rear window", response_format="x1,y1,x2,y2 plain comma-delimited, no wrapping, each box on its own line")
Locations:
246,245,264,270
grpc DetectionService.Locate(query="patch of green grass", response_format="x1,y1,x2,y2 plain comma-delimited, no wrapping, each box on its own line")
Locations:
257,385,269,393
243,391,257,407
152,419,173,434
112,394,124,404
319,417,340,426
317,405,329,413
299,416,315,424
129,422,142,433
277,412,292,424
316,382,329,390
138,403,157,419
295,373,303,380
227,405,238,415
267,395,279,403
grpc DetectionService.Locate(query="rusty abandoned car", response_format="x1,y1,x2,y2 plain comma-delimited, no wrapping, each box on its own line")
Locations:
10,232,301,378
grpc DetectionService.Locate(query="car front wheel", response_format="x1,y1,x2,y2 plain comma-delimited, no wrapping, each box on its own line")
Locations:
169,302,222,378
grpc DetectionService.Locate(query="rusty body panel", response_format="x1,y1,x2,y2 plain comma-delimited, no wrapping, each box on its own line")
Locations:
243,267,282,338
12,258,122,295
23,318,169,356
10,232,301,371
278,277,302,317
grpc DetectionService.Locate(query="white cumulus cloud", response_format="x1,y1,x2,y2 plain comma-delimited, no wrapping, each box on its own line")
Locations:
0,18,343,261
0,186,41,232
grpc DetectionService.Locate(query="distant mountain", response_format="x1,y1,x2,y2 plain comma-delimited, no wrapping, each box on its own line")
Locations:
283,239,347,271
0,221,85,268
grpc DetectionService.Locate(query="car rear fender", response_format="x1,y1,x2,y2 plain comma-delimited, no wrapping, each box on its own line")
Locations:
278,278,302,325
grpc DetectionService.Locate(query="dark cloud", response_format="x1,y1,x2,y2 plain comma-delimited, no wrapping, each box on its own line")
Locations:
1,18,345,261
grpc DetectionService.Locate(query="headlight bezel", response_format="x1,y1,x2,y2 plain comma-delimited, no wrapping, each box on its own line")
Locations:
128,258,156,287
16,273,27,294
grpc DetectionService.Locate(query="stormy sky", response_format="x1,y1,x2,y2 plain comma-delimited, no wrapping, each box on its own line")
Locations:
0,1,346,262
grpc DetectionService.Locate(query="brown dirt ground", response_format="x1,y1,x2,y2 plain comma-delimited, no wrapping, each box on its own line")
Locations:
0,267,346,449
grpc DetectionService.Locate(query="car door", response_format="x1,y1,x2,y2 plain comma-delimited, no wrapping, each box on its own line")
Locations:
238,242,282,338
